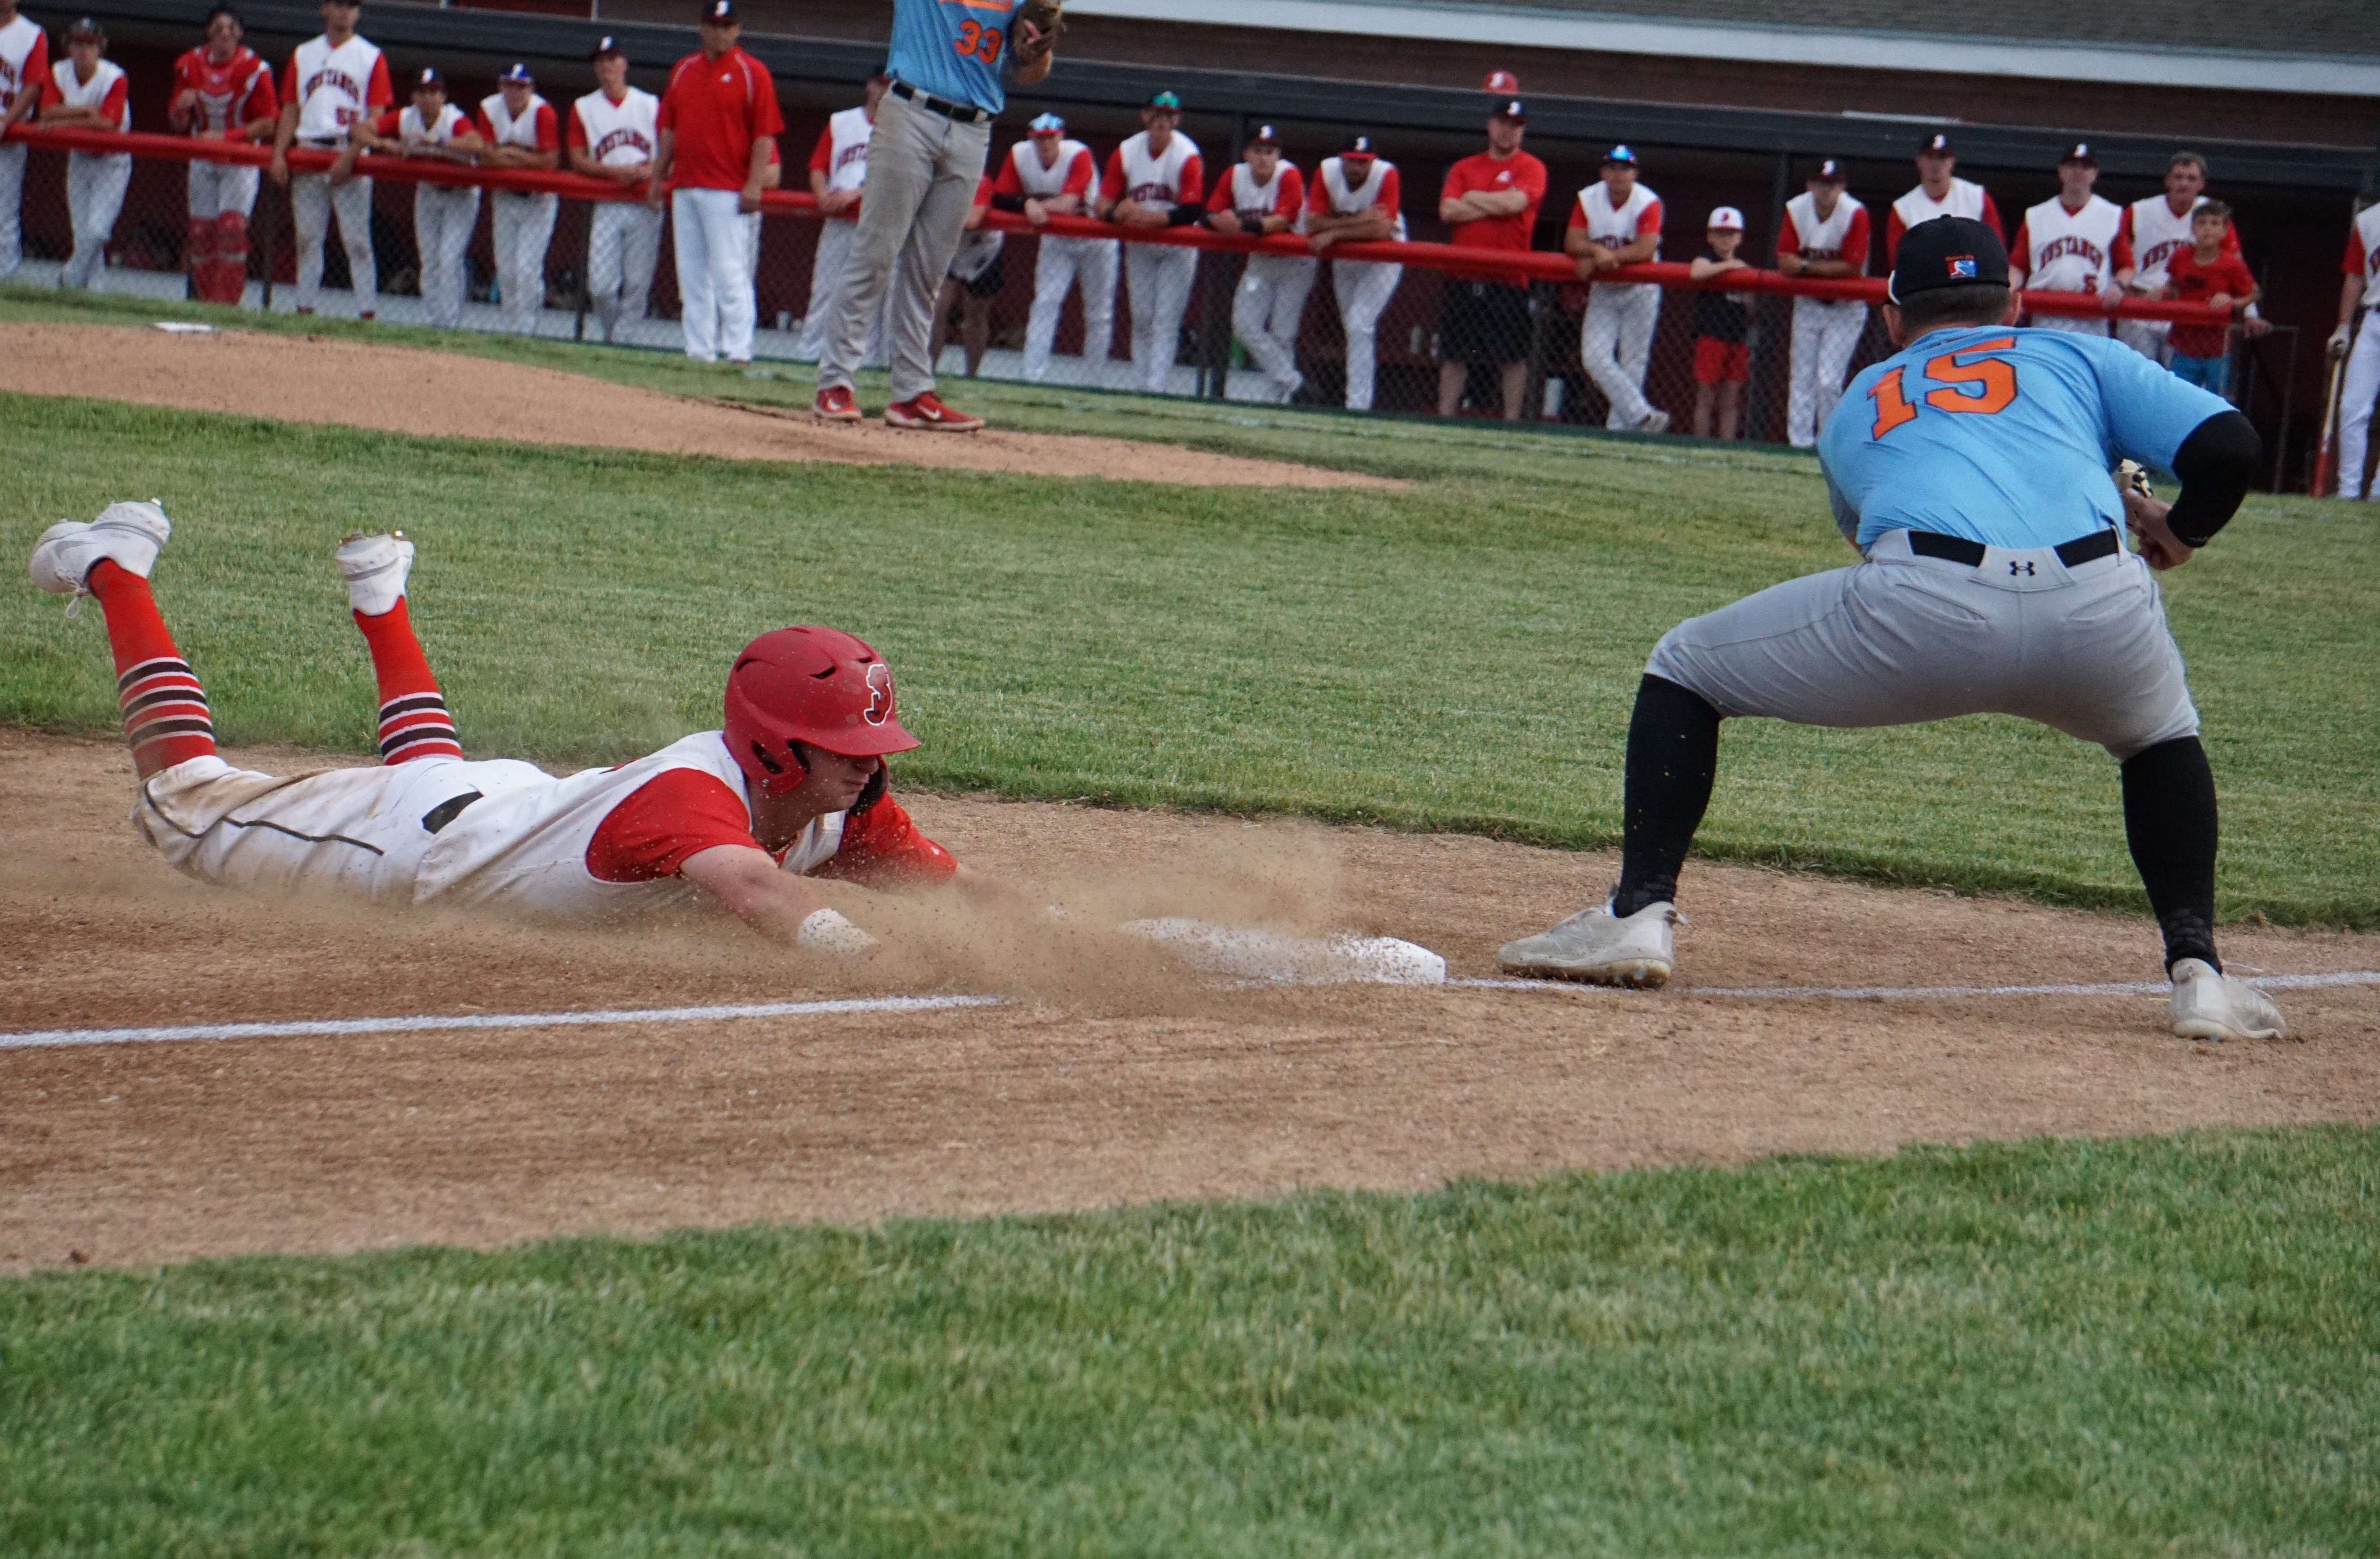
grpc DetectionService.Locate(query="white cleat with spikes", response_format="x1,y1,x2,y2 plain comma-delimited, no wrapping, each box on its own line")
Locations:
336,531,415,617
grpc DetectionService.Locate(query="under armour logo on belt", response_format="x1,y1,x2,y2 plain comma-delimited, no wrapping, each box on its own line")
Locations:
2009,560,2036,576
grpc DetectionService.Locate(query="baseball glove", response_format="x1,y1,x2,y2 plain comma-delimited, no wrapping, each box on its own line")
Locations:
1013,0,1062,57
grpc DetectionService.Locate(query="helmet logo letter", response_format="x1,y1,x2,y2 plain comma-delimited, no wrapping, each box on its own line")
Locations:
864,662,894,726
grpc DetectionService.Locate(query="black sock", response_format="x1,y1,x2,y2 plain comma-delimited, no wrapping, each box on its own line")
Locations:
2121,736,2221,972
1613,675,1722,918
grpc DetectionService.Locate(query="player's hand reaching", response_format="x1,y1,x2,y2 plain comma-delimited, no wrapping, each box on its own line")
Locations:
2123,486,2194,572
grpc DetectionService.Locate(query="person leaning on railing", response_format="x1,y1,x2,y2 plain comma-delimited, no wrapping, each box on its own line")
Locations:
269,0,392,319
39,16,131,291
337,66,481,329
1205,122,1309,405
1305,134,1405,414
568,36,662,344
1435,96,1545,420
0,0,51,281
475,62,560,336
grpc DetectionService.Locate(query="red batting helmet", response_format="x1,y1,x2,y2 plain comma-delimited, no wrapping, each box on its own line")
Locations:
723,626,919,796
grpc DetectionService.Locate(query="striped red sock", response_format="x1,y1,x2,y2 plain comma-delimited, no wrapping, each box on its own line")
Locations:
88,560,217,776
353,597,462,763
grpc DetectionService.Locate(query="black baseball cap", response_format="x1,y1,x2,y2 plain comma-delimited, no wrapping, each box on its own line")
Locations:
1812,158,1847,182
1917,132,1954,157
1887,216,2008,303
590,34,625,61
1491,98,1526,122
699,0,735,22
1341,133,1376,156
412,66,444,89
2060,141,2097,166
1246,124,1280,147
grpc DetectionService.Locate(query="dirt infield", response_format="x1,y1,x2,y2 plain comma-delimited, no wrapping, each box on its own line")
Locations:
0,323,1393,489
3,727,2376,1273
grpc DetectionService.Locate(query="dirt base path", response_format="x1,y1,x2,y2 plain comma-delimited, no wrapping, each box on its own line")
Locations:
3,729,2375,1273
0,324,1393,489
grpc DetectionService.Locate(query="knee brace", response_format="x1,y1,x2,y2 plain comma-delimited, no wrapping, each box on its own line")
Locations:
186,218,217,262
216,210,249,254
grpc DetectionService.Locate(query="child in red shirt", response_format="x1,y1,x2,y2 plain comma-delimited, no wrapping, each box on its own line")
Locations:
2161,201,2258,398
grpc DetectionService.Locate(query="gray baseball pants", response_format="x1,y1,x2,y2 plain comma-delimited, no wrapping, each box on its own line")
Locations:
1644,526,2198,761
818,90,989,402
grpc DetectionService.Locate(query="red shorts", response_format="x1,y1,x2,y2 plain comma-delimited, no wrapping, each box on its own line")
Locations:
1694,337,1750,385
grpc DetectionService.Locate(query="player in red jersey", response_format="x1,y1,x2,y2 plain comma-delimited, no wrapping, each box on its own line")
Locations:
170,5,280,303
1437,97,1546,419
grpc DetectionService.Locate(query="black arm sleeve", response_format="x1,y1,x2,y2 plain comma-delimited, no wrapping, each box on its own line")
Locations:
2162,410,2259,548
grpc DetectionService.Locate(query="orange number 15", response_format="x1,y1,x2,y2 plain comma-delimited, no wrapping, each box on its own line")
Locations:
1868,335,2020,439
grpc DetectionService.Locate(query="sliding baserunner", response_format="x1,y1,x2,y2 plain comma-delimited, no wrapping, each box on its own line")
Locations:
27,503,984,953
1497,217,2286,1043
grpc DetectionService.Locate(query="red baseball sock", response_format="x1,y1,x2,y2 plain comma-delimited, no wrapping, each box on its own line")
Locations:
88,559,217,775
353,597,462,763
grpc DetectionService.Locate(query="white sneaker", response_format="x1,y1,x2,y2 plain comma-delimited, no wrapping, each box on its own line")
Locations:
27,499,172,596
1638,409,1673,435
2169,958,2288,1042
1498,901,1677,987
336,531,414,617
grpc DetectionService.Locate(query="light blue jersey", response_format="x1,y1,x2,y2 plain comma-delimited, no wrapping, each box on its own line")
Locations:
1818,324,2232,551
885,0,1021,114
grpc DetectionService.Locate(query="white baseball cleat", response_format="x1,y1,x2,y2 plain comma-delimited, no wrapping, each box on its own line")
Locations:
2169,958,2288,1042
1498,901,1677,987
28,499,173,596
336,531,414,617
1639,409,1673,436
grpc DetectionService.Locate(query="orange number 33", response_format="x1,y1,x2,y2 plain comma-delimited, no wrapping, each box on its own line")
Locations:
954,18,1003,62
1868,335,2020,439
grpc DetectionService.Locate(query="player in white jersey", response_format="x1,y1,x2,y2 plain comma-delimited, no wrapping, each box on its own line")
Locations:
2114,152,2238,364
475,62,559,335
994,113,1114,383
1100,91,1203,395
341,68,481,329
2008,143,2131,338
1564,145,1668,433
1306,134,1408,413
29,504,997,956
170,7,280,305
0,0,49,281
796,72,888,363
1205,125,1311,403
1885,132,2002,263
2329,200,2380,501
270,0,392,318
1775,158,1870,449
568,38,662,343
39,18,131,291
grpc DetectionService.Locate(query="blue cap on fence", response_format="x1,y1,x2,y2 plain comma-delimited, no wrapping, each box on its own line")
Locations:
1029,112,1065,134
590,35,625,61
498,61,533,83
1603,144,1638,165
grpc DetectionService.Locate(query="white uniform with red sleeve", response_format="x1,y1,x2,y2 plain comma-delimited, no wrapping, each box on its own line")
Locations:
480,90,560,336
383,103,481,329
1572,179,1664,430
572,84,663,342
284,33,392,316
796,103,886,365
1217,158,1313,403
1885,176,1999,261
1316,156,1407,412
1778,190,1871,448
2011,193,2128,337
1003,137,1114,382
47,57,132,291
0,14,51,279
2334,203,2380,500
1104,129,1203,393
2114,194,2236,363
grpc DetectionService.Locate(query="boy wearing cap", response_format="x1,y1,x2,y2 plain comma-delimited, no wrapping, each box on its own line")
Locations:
39,17,130,290
1101,92,1204,396
813,0,1055,430
1307,134,1405,412
171,6,280,305
1500,214,2286,1047
995,112,1113,383
1776,159,1871,449
2009,144,2131,338
0,0,49,281
1208,124,1310,403
1887,134,1999,263
795,72,888,364
339,67,480,329
270,0,392,318
476,63,559,335
1687,207,1751,440
1436,99,1545,420
1565,145,1668,434
649,0,781,365
569,38,662,343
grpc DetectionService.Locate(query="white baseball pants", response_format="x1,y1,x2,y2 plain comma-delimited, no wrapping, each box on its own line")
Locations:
1332,258,1401,412
672,185,755,363
1581,282,1660,429
1024,235,1116,381
1126,241,1197,394
62,151,131,290
1645,527,2197,762
2116,316,2173,365
1787,297,1866,448
490,189,557,336
742,208,762,281
585,200,661,340
412,183,480,330
795,216,887,365
185,159,259,222
2335,311,2380,501
1231,253,1313,399
0,141,24,279
292,169,376,315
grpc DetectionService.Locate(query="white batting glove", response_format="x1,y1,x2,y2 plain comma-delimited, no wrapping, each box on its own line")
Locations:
796,907,879,958
2331,323,2354,357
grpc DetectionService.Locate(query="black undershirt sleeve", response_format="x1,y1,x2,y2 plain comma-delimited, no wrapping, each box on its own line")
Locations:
2162,410,2260,549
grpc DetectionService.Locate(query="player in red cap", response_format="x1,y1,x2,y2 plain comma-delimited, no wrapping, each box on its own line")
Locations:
27,505,978,955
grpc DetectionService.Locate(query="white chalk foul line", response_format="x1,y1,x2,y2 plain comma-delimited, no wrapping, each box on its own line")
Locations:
0,994,1007,1053
1453,971,2380,1001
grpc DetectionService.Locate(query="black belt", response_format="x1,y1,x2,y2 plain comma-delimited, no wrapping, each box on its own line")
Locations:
890,80,990,125
1906,527,2120,569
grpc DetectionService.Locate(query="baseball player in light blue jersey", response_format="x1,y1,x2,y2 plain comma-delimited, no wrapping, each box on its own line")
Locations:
1501,216,2285,1043
813,0,1055,432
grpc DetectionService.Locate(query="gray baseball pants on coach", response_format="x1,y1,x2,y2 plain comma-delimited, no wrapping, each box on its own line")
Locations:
818,90,989,402
1644,526,2198,761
